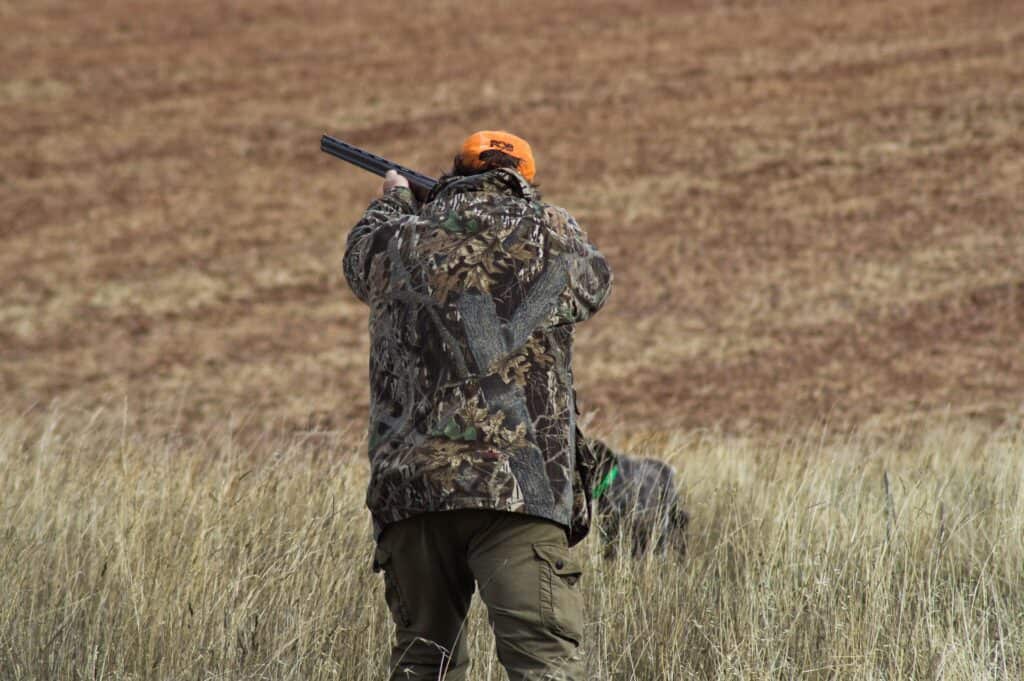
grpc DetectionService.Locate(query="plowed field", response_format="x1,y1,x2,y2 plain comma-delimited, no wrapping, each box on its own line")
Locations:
2,0,1022,435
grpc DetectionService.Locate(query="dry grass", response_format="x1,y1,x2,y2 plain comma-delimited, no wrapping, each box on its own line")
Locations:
2,411,1020,680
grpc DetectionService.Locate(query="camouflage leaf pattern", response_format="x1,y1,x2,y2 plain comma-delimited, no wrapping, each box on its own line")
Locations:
343,169,612,545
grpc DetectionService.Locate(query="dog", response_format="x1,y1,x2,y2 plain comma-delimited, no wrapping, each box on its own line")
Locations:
585,438,689,558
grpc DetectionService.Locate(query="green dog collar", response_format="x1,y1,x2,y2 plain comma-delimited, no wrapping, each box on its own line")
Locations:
592,465,619,500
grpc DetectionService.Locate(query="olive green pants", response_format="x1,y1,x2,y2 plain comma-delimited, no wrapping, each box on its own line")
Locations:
373,509,585,680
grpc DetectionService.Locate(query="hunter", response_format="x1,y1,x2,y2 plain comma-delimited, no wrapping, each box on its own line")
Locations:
343,130,612,680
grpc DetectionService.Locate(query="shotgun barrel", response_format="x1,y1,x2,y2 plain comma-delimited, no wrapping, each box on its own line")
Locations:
320,135,437,200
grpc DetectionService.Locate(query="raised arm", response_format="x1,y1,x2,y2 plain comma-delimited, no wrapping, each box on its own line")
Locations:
343,183,418,304
544,206,613,325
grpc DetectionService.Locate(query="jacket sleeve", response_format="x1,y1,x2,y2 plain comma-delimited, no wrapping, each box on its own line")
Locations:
343,187,418,304
546,207,613,325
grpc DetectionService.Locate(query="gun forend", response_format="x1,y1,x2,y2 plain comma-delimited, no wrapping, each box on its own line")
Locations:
320,135,438,200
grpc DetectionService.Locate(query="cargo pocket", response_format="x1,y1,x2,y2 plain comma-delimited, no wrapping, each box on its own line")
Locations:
373,546,412,628
533,543,584,645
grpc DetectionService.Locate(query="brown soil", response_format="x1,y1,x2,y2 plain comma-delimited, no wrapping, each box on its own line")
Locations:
2,0,1022,435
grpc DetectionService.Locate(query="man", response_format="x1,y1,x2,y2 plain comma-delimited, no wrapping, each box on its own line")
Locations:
343,131,612,680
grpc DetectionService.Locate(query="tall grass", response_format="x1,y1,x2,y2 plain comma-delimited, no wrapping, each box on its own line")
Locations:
0,413,1020,680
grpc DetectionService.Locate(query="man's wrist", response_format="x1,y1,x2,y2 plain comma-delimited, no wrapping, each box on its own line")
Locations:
391,185,417,205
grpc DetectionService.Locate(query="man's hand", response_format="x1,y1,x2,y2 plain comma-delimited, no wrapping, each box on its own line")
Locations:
382,169,410,194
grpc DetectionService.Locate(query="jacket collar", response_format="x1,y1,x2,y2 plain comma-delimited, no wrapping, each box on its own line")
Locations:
429,168,538,203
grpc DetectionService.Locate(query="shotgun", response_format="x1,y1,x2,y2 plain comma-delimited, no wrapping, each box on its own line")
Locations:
320,135,437,201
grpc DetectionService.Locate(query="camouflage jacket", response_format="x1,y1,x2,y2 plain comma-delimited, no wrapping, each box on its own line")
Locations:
344,169,612,545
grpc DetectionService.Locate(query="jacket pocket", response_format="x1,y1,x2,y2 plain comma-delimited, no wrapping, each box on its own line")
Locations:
533,543,584,645
373,546,412,628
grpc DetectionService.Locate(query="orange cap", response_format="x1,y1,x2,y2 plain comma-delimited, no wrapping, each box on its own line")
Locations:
459,130,535,182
